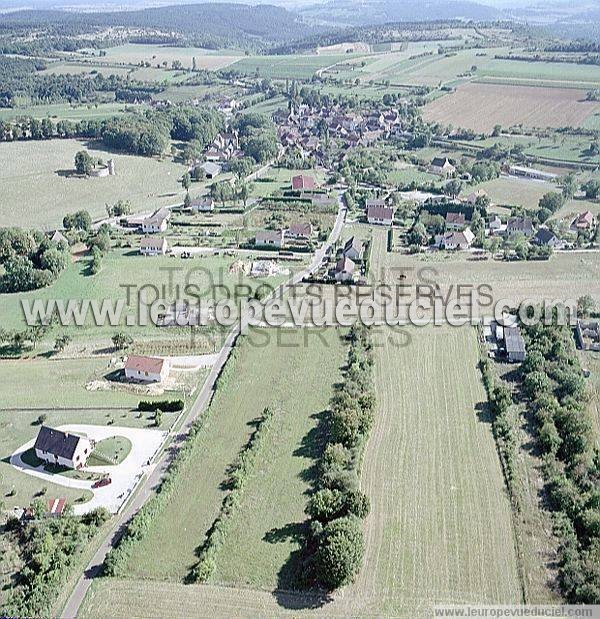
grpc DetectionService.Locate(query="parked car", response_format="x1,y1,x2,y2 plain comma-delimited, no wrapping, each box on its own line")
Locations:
92,477,112,489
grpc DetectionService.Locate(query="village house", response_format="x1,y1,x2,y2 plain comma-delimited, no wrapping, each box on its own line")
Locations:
506,216,535,237
428,157,456,178
343,236,364,261
255,229,284,249
286,222,313,241
124,355,170,383
435,228,475,251
141,207,170,233
140,237,168,256
34,426,94,470
49,230,68,246
463,189,488,205
445,211,467,230
504,326,527,362
365,198,387,209
334,256,356,282
201,162,222,179
533,227,561,248
488,215,504,235
367,205,394,226
570,210,597,232
190,197,215,213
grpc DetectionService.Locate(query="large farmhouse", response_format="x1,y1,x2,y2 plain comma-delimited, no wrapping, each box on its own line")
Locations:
367,205,394,226
34,426,94,470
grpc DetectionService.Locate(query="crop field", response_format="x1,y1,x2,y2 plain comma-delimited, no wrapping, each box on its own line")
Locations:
473,176,553,211
0,102,137,122
0,138,185,228
114,328,344,583
79,321,522,617
229,54,357,80
79,44,242,71
422,83,600,132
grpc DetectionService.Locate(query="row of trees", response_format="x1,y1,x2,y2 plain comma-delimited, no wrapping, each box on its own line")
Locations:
302,324,375,590
520,320,599,603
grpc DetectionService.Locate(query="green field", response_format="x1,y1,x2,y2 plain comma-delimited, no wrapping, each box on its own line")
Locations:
74,44,242,71
474,176,553,211
230,54,357,80
0,102,137,122
116,328,344,582
0,248,287,337
0,139,186,228
79,322,522,617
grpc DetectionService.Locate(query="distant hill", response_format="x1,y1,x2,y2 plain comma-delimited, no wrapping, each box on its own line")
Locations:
1,3,324,46
300,0,500,26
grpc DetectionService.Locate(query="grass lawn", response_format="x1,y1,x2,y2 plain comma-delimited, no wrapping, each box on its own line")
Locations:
0,139,186,228
0,408,170,511
0,247,287,337
88,435,133,466
0,357,150,409
475,176,555,211
118,328,344,583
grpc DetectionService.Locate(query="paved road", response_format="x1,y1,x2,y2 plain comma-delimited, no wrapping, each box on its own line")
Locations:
60,191,347,619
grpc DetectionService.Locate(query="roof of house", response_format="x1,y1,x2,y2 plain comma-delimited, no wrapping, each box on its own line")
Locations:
367,205,394,220
573,210,595,227
344,236,364,254
365,198,386,208
534,227,557,245
431,157,454,168
287,222,312,237
34,426,85,460
505,326,526,355
143,207,170,226
507,216,534,232
336,256,356,273
125,355,166,374
50,230,68,245
292,174,316,190
201,162,222,175
256,229,283,243
140,236,167,249
445,211,467,225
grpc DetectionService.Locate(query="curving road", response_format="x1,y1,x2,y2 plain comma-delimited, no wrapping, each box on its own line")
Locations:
60,191,346,619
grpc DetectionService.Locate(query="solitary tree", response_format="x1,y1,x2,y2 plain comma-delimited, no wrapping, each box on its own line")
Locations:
74,150,94,176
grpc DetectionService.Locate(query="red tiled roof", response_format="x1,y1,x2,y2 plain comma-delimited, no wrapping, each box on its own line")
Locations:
125,355,165,374
367,206,394,220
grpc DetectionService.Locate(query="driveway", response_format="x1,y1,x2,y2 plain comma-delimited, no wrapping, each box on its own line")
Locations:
10,424,166,515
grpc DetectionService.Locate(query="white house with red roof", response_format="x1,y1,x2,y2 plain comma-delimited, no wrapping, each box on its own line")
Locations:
570,210,597,232
124,355,170,383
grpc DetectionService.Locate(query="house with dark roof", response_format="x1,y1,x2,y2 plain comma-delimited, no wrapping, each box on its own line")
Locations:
428,157,456,178
124,355,170,383
367,205,394,226
533,227,560,248
504,326,526,362
34,426,93,470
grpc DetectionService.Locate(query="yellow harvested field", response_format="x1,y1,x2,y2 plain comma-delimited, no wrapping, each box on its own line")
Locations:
423,83,600,132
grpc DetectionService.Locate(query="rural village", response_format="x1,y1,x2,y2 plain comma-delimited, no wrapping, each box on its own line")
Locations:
0,4,599,619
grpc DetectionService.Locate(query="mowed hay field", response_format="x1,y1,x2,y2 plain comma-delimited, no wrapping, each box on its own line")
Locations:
423,83,600,132
0,139,185,228
79,325,522,618
116,328,345,583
